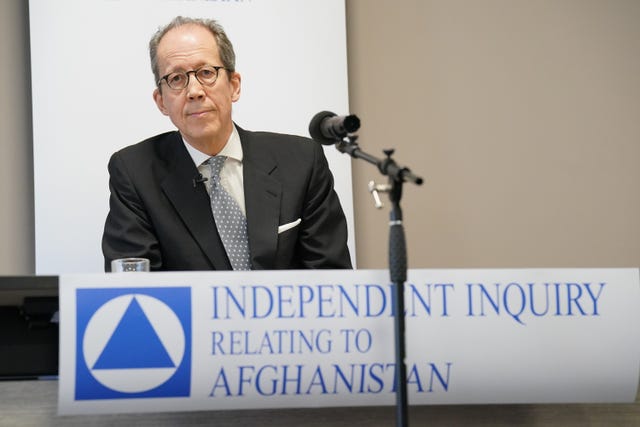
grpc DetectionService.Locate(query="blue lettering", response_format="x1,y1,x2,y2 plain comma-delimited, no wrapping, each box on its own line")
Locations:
316,329,333,353
332,364,354,393
281,364,303,395
387,362,397,392
584,282,605,315
211,286,219,319
428,362,452,392
305,366,328,394
503,283,526,325
367,363,385,393
436,283,454,316
409,284,431,316
257,330,274,354
276,285,295,318
317,284,335,318
406,364,424,392
365,284,387,317
354,329,372,353
211,331,225,355
338,284,360,317
298,285,314,317
358,363,367,393
408,283,454,317
478,284,500,316
237,365,255,396
255,365,278,396
251,286,273,318
554,283,562,315
566,283,587,315
298,330,314,353
226,286,246,318
209,367,232,397
528,283,550,316
229,330,243,355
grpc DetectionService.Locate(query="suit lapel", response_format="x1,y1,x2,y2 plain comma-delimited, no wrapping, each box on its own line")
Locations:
240,129,282,269
159,133,231,270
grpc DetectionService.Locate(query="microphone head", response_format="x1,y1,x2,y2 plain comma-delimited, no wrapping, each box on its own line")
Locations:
309,111,338,145
342,115,361,134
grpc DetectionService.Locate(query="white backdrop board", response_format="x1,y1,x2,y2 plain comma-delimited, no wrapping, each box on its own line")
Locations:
29,0,354,273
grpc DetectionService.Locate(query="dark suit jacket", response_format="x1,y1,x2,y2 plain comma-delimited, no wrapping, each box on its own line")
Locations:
102,126,352,271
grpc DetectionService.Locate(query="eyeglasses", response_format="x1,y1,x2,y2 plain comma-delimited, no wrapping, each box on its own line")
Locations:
158,65,226,90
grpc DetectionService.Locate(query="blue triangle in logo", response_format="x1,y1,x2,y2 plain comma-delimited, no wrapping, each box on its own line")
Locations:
92,296,176,369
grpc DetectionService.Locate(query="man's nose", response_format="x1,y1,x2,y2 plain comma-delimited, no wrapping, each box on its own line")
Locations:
186,75,205,99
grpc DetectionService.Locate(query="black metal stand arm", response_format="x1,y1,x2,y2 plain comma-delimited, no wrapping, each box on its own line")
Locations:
335,137,423,427
336,138,423,186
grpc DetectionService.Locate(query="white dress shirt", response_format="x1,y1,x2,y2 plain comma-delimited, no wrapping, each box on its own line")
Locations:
182,125,246,215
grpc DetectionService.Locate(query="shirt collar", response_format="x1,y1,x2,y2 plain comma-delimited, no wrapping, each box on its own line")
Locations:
182,125,243,167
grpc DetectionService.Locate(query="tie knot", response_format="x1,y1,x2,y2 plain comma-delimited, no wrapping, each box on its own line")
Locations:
207,156,227,177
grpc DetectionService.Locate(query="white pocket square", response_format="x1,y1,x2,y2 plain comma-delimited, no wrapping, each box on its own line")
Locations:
278,218,301,234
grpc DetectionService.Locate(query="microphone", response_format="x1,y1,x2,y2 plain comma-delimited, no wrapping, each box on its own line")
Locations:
309,111,360,145
192,173,208,188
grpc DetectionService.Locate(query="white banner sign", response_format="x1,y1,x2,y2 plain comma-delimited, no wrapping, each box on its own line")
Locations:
58,268,640,414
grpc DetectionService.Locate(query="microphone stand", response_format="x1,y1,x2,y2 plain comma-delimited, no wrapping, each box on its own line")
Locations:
335,136,423,427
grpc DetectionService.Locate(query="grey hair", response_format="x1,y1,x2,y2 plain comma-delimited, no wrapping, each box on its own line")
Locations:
149,16,236,86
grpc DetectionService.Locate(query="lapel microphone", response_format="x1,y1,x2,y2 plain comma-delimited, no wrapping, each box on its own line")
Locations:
192,173,208,188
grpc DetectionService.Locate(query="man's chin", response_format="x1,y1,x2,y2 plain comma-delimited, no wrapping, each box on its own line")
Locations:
181,127,228,152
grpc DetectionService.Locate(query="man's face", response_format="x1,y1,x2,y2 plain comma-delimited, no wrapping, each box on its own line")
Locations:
153,24,241,153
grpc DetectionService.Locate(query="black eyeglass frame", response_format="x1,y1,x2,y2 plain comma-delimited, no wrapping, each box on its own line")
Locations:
157,65,227,90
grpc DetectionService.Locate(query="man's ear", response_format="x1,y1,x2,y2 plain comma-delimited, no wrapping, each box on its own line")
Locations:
230,72,241,102
153,87,169,115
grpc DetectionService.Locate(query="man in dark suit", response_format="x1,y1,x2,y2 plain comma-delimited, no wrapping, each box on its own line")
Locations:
102,16,351,271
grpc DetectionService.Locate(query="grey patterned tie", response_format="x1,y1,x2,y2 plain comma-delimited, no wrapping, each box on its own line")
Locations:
206,156,251,270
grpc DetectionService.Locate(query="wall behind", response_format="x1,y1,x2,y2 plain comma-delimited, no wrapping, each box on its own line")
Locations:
347,0,640,269
0,0,33,274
